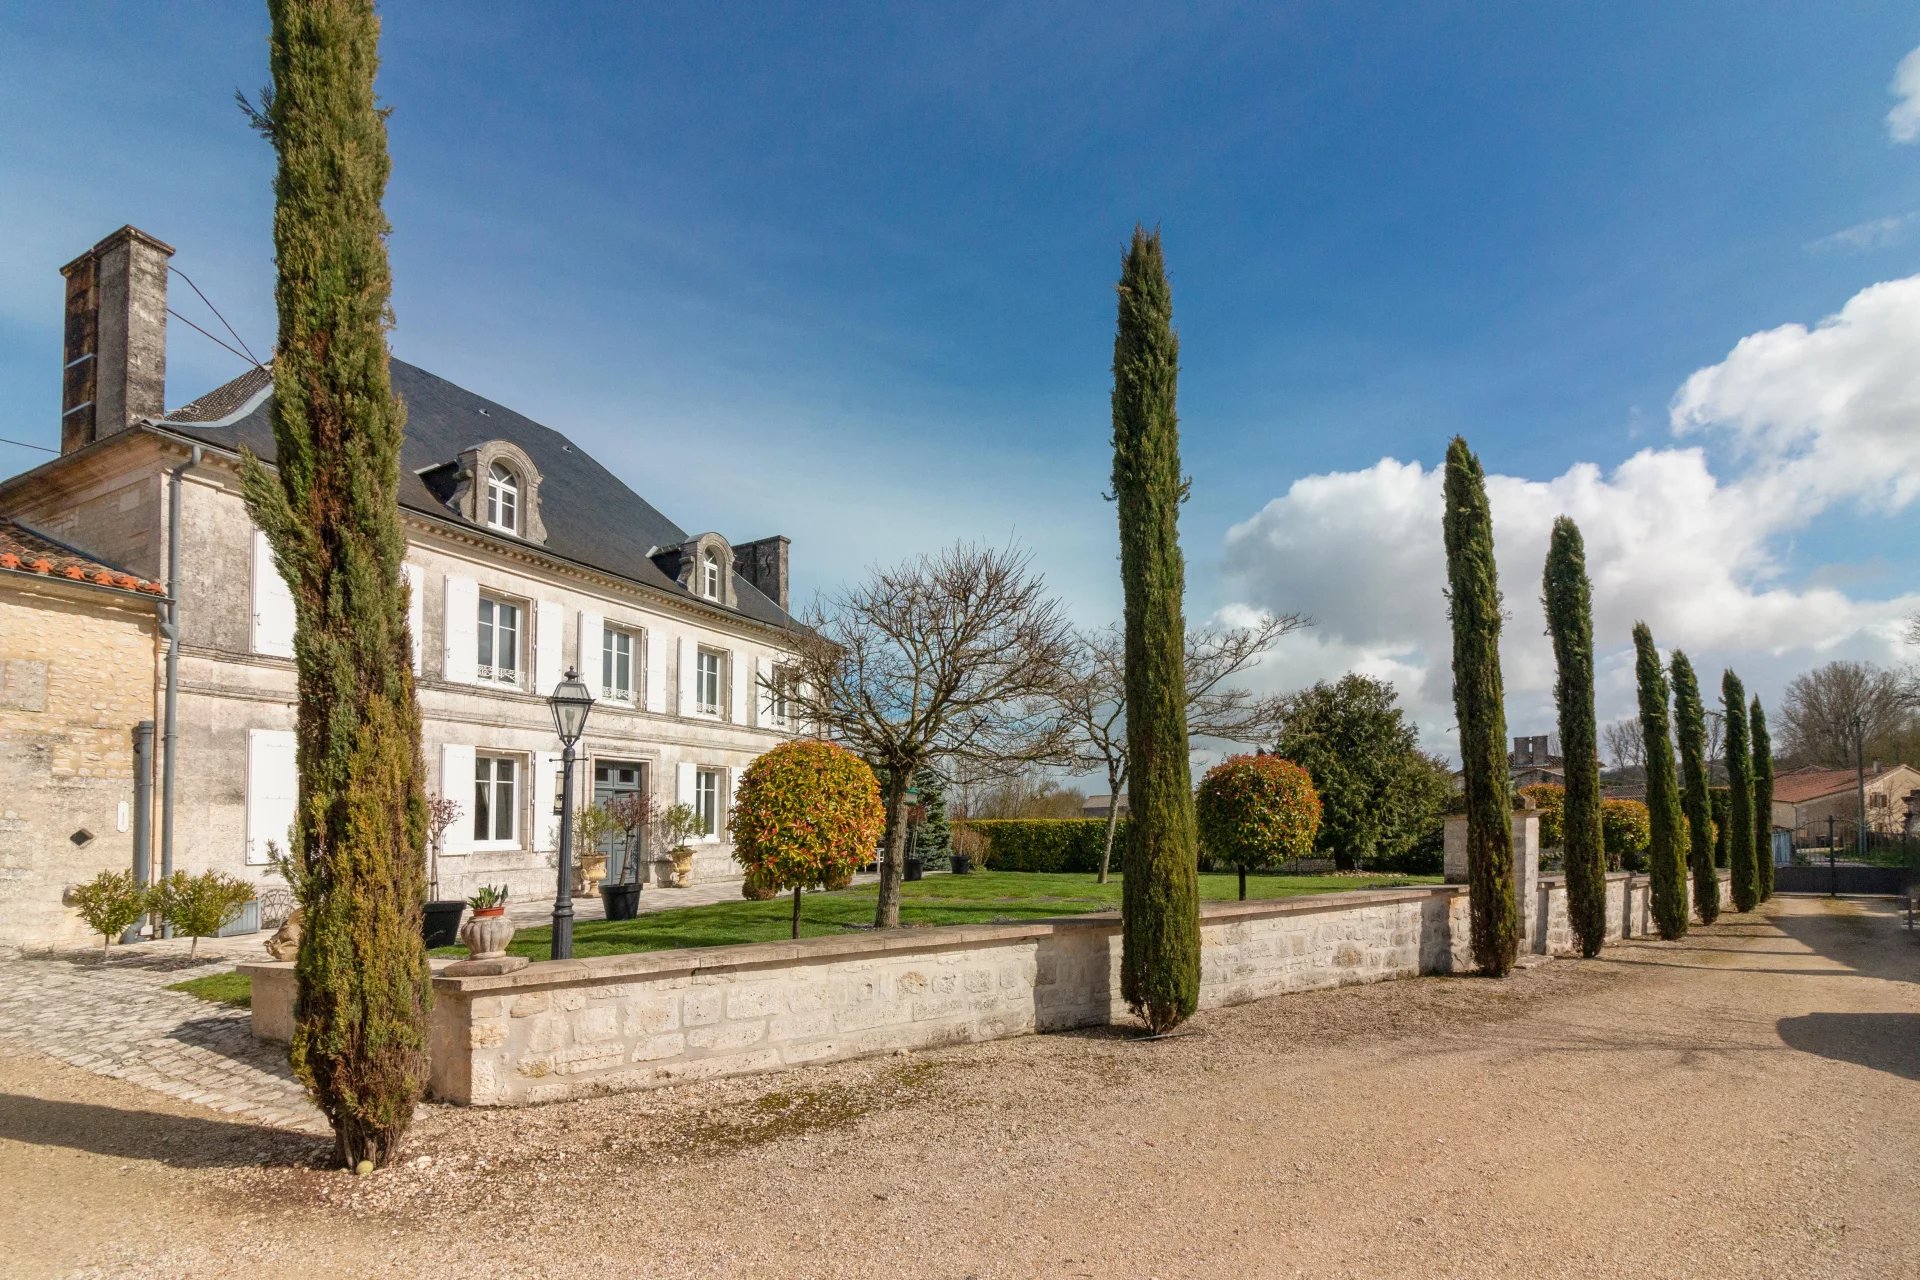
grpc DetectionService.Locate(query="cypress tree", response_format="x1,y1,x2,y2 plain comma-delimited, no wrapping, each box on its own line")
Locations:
1723,672,1757,912
1751,697,1775,902
241,0,430,1168
1632,624,1688,940
1110,227,1200,1032
1543,518,1606,957
1671,653,1719,925
1443,437,1518,976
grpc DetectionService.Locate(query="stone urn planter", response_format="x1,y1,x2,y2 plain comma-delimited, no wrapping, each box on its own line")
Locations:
579,851,609,894
461,906,516,960
670,846,695,887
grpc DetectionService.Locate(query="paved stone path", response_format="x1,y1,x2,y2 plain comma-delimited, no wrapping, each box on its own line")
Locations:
0,871,881,1135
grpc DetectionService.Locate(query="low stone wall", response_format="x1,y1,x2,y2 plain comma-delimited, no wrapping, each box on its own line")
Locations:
241,871,1732,1107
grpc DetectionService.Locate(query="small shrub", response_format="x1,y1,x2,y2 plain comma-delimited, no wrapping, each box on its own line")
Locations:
1195,755,1322,899
958,819,1128,873
1601,798,1652,871
732,740,885,937
151,870,257,958
1517,783,1566,849
70,869,148,956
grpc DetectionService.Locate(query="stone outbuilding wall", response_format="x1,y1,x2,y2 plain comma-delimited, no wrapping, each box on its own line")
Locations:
245,872,1733,1106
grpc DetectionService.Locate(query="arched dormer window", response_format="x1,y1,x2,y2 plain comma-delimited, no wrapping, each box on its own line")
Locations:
485,463,519,534
701,549,722,600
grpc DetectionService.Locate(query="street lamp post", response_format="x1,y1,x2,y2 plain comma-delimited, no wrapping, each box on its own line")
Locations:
1852,710,1868,863
548,667,596,961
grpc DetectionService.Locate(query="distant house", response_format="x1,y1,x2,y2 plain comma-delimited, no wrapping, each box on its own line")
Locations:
1770,763,1920,838
1081,794,1130,820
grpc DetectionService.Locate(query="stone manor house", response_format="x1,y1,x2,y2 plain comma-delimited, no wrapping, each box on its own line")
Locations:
0,226,805,948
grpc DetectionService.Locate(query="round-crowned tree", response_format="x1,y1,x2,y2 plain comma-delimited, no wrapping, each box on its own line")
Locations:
1196,755,1323,900
732,740,885,937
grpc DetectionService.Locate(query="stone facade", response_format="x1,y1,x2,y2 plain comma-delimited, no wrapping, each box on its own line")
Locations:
0,575,160,950
243,872,1733,1106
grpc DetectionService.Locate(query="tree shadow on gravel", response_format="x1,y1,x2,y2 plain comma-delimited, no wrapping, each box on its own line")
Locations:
1776,1013,1920,1081
0,1093,323,1169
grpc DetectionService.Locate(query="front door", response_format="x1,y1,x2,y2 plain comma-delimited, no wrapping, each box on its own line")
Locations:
593,760,650,881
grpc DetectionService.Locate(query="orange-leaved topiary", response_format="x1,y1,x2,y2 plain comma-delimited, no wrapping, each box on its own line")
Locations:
732,739,884,936
1195,754,1322,900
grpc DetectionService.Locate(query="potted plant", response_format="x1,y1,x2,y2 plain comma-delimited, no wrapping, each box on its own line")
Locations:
600,790,657,920
658,802,701,887
422,792,465,947
950,825,984,876
570,802,617,894
459,884,514,959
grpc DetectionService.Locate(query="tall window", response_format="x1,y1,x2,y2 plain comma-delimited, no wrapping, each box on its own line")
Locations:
485,463,519,533
695,768,722,838
694,648,723,716
765,665,793,727
477,595,521,685
473,754,518,844
701,549,722,600
602,628,634,702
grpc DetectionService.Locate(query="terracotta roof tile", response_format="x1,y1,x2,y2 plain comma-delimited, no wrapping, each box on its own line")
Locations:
0,518,167,598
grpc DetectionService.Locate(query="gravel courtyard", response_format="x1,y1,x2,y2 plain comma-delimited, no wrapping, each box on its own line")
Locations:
3,894,1915,1279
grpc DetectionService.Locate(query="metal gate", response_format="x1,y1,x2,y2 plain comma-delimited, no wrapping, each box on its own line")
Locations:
1775,820,1915,896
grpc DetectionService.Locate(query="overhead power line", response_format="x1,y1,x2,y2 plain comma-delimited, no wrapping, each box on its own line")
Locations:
169,266,263,366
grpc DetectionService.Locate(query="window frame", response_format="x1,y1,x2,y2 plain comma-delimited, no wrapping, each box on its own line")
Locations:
472,752,522,848
694,767,723,840
700,549,722,600
602,626,636,704
693,647,725,718
484,463,520,535
476,592,524,687
766,664,793,728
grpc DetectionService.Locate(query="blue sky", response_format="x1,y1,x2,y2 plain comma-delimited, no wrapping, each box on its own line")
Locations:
3,3,1918,754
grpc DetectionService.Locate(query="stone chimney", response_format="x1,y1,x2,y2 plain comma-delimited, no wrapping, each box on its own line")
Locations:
733,535,791,612
60,226,174,454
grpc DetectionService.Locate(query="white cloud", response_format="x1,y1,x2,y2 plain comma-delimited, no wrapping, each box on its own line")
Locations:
1219,275,1920,759
1890,45,1920,143
1807,212,1917,253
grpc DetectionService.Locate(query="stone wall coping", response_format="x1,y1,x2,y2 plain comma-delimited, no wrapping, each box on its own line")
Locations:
238,884,1462,996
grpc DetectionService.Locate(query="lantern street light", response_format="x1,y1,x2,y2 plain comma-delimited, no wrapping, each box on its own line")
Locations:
547,667,596,960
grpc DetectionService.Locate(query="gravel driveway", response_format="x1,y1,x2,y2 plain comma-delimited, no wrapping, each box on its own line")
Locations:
2,894,1915,1279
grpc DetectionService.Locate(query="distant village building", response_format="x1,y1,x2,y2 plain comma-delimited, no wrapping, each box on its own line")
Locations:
1081,794,1130,820
1769,763,1920,838
0,226,807,947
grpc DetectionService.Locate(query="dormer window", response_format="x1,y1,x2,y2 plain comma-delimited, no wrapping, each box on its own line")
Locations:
485,463,519,534
701,550,722,600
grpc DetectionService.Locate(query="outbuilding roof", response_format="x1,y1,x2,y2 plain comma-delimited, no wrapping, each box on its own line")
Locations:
0,517,168,598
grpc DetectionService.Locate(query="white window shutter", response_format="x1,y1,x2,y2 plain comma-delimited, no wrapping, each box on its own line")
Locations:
727,650,746,724
401,562,425,674
643,627,668,714
250,529,296,658
676,760,696,806
440,743,475,855
536,751,564,852
245,728,298,865
677,636,694,716
443,576,478,684
534,599,563,696
756,656,775,727
579,611,604,694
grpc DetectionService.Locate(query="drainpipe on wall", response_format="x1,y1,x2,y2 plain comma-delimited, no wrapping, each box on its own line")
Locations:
126,720,154,942
160,445,202,919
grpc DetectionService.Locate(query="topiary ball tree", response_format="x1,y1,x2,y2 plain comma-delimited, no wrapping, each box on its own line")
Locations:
1196,755,1323,899
732,740,885,938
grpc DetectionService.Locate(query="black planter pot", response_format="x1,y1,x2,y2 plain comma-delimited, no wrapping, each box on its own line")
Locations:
950,854,972,876
422,900,466,949
904,857,924,882
600,880,643,921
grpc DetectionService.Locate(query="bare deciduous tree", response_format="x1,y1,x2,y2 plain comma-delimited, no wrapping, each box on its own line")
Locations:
1062,612,1311,882
1779,659,1918,767
780,542,1076,928
1602,717,1645,770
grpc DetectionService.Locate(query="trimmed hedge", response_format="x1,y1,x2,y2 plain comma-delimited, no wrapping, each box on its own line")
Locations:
960,819,1129,873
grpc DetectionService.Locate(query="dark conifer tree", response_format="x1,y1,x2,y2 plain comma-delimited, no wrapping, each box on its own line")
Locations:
1633,624,1688,939
1543,518,1606,957
1751,698,1775,902
241,0,430,1168
1723,672,1757,912
1110,227,1200,1032
1671,653,1720,925
1443,438,1518,976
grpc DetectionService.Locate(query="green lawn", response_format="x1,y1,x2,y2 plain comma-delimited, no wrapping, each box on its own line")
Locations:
167,971,253,1009
437,869,1440,961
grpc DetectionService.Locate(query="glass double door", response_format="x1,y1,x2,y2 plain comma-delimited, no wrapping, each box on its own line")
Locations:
593,760,650,882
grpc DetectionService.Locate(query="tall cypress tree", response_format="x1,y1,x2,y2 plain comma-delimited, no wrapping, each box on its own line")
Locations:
1110,227,1200,1032
1543,518,1606,957
1633,624,1688,940
1443,437,1518,976
1671,652,1719,925
1751,697,1775,902
242,0,430,1168
1723,672,1757,912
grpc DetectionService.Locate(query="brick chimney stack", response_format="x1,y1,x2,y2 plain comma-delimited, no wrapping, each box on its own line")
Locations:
60,226,174,455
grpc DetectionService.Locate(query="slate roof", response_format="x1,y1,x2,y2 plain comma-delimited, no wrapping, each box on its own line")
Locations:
0,517,168,598
154,360,797,632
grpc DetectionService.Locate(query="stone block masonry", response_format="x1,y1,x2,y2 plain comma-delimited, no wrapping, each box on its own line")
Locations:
242,872,1733,1106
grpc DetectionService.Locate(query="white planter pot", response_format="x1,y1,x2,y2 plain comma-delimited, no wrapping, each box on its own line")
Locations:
461,911,516,960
